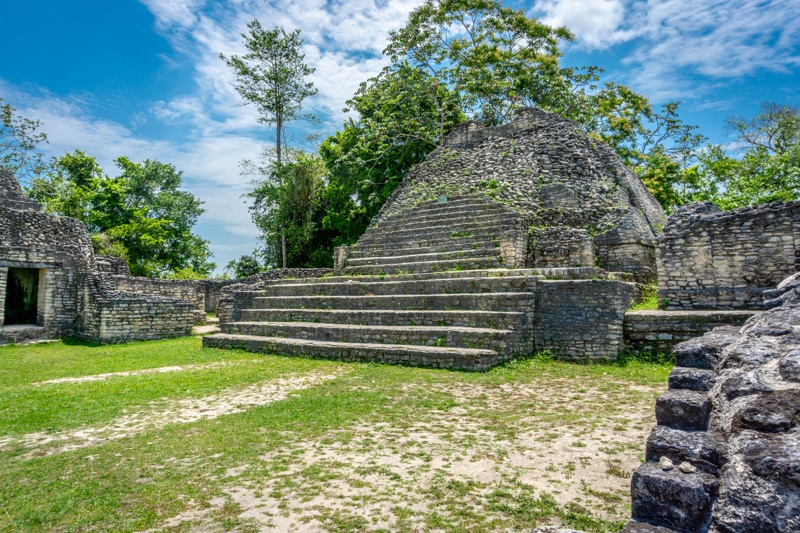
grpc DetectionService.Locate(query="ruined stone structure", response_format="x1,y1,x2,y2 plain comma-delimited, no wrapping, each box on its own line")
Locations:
205,108,669,368
624,274,800,532
203,109,666,370
657,201,800,310
353,107,667,282
0,169,193,344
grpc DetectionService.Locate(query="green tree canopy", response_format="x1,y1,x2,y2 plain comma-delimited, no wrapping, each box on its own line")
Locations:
220,21,317,164
27,151,215,278
246,149,333,268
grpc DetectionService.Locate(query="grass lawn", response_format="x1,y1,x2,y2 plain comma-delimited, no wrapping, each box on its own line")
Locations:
0,337,670,532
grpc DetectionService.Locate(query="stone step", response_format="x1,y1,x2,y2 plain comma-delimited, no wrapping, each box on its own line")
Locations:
251,291,533,312
357,223,516,246
368,206,520,231
646,426,729,475
350,235,499,257
346,248,500,267
366,210,517,234
668,367,716,391
221,321,520,353
630,463,718,532
258,275,540,297
237,308,527,330
655,390,712,431
202,333,506,371
385,196,502,216
343,257,505,275
348,240,492,259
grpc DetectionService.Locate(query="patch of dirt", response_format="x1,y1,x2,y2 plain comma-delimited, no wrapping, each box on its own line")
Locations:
1,372,341,458
146,379,662,532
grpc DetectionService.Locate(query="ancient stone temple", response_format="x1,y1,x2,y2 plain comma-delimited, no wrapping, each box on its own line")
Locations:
205,108,666,369
0,169,194,344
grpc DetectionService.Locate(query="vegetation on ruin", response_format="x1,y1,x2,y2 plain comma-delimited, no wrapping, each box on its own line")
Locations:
0,337,670,532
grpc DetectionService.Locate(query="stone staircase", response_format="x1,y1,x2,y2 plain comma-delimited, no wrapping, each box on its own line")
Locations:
204,197,537,371
341,196,521,274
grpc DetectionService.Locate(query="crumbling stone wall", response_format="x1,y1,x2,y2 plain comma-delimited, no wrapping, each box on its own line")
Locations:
533,279,635,361
657,200,800,310
624,273,800,532
113,276,207,324
95,255,131,276
624,310,758,354
368,107,666,281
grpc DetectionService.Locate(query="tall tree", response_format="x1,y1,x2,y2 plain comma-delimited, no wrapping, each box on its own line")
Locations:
221,20,318,267
0,97,50,183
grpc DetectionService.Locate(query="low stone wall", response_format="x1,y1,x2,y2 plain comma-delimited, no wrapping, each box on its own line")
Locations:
534,279,635,361
657,200,800,310
624,273,800,532
77,273,194,343
113,276,206,324
624,310,758,354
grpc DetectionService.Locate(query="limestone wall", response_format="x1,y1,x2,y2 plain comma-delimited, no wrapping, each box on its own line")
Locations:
657,200,800,310
1,169,194,343
95,255,131,276
113,276,206,324
533,279,635,361
77,273,194,343
624,273,800,532
1,177,96,338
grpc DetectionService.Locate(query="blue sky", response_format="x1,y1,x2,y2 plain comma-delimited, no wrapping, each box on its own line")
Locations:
2,0,799,272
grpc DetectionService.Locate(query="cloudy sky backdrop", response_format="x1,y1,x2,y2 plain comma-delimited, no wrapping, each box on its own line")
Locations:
2,0,799,272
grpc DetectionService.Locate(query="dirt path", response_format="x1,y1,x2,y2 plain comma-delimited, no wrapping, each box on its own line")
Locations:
33,360,258,385
1,372,341,458
143,379,662,532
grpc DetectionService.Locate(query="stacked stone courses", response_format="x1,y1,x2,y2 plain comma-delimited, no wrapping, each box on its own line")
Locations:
624,273,800,532
207,196,638,369
207,108,670,369
657,200,800,310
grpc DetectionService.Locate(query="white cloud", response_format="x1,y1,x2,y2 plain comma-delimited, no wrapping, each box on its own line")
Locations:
532,0,800,99
536,0,633,48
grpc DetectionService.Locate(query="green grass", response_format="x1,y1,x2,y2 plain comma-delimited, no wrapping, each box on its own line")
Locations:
0,338,670,532
629,286,658,311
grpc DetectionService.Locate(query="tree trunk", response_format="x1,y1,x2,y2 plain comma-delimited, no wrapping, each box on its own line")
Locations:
281,229,287,269
276,117,282,164
277,116,287,268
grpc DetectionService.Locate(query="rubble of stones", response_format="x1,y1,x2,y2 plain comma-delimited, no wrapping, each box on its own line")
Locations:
623,272,800,532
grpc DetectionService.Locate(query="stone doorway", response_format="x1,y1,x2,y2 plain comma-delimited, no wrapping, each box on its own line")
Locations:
4,268,42,325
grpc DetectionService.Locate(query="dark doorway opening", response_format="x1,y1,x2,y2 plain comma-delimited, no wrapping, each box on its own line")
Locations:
4,268,40,325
